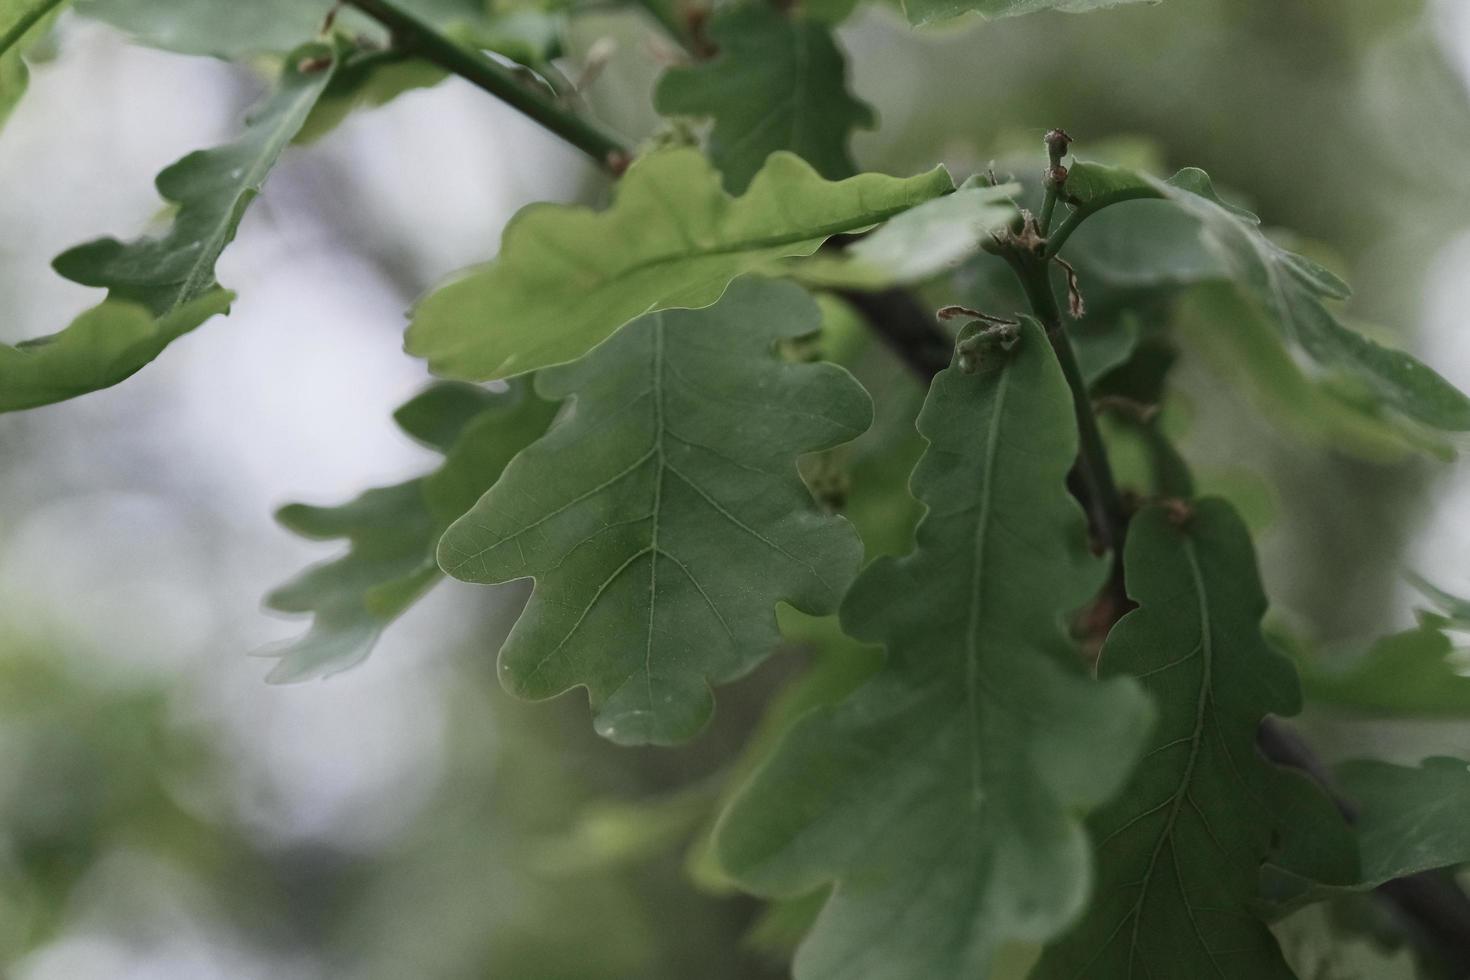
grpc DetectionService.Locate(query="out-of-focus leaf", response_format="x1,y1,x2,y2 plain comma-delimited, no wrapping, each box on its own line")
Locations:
436,278,872,745
791,178,1021,288
1294,577,1470,717
716,318,1153,980
0,0,68,129
74,0,497,58
1274,903,1422,980
407,149,953,381
1034,500,1356,979
0,43,336,411
653,5,873,194
1337,758,1470,886
902,0,1157,29
1179,287,1452,461
1060,161,1470,434
264,382,557,682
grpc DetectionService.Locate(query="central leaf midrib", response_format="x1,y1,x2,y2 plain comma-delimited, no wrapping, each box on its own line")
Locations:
1123,534,1216,970
963,363,1012,808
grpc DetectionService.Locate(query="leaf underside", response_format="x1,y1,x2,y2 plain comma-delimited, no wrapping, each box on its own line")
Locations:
1337,757,1470,887
264,381,557,682
436,277,872,745
1034,500,1355,980
715,317,1153,980
0,42,336,411
653,4,874,194
405,148,953,382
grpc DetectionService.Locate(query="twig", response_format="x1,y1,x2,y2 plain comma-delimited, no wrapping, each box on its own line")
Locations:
343,0,633,171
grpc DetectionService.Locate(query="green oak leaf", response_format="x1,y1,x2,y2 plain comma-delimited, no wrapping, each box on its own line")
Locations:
902,0,1156,29
1,42,336,412
406,148,953,381
1293,577,1470,717
435,278,872,745
715,317,1154,980
0,0,68,129
653,5,874,194
791,177,1021,288
1034,499,1356,980
1060,161,1470,433
1337,757,1470,886
264,381,557,682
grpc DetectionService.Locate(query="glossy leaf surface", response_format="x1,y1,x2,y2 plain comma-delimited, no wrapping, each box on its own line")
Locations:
716,317,1153,980
437,278,872,745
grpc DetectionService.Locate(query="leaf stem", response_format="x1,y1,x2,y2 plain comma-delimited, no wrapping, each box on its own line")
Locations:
1006,251,1127,553
342,0,633,171
0,0,67,55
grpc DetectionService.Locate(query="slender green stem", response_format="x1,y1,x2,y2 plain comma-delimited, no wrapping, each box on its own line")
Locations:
1006,252,1127,553
343,0,633,170
1039,186,1059,237
0,0,66,55
1043,210,1084,259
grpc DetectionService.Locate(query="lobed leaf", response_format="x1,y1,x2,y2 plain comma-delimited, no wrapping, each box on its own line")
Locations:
1,43,337,411
406,148,953,382
0,0,69,130
1060,161,1470,434
1034,500,1356,980
902,0,1157,29
436,278,873,745
653,4,874,194
264,381,557,682
715,317,1153,980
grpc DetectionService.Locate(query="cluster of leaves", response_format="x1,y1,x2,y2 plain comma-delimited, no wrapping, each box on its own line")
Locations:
9,0,1470,977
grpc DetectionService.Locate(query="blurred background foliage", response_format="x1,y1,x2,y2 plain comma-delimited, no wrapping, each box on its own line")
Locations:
2,0,1470,975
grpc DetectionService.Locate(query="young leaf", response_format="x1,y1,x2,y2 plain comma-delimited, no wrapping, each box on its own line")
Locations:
902,0,1156,29
1061,161,1470,433
791,177,1022,288
435,278,873,745
1033,499,1356,980
653,5,874,194
406,148,953,382
0,0,68,129
715,317,1153,980
0,43,337,412
264,382,557,682
1337,758,1470,886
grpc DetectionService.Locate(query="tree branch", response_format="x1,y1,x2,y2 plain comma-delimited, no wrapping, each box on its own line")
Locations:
342,0,633,171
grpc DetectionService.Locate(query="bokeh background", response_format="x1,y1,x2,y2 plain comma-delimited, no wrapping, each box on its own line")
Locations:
1,0,1469,976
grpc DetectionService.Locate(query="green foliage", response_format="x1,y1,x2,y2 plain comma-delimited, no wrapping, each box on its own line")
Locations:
901,0,1156,29
0,0,68,129
1060,161,1470,435
265,382,557,682
716,318,1152,980
406,148,953,381
653,4,873,194
1293,578,1470,716
1337,758,1470,887
437,278,872,744
0,42,336,411
793,177,1022,288
1034,500,1355,980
